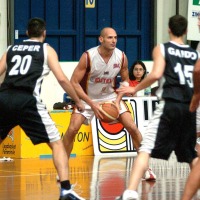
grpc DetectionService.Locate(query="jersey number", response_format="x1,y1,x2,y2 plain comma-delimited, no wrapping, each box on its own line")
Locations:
9,55,32,75
174,63,193,88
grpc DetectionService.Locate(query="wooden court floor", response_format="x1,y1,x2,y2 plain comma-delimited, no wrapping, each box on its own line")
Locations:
0,153,200,200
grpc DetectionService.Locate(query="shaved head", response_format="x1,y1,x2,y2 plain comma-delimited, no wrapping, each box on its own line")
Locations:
100,27,117,37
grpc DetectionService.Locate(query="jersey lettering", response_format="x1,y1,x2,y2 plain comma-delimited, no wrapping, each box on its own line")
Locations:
94,77,112,83
168,47,197,60
12,45,40,52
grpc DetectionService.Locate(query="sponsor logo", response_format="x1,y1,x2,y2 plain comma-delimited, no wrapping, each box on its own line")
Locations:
94,77,112,83
7,129,14,142
113,64,120,68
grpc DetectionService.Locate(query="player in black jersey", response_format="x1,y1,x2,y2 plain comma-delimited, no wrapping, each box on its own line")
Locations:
115,15,199,200
0,18,85,200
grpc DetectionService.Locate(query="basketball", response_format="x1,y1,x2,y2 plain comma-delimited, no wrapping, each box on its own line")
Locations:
99,101,119,123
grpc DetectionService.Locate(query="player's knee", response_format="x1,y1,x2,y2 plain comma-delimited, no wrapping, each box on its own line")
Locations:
67,125,80,137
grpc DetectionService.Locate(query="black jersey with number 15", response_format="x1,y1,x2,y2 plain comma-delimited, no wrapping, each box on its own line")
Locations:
156,41,199,103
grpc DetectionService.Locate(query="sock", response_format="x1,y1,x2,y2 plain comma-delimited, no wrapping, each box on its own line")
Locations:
60,180,71,190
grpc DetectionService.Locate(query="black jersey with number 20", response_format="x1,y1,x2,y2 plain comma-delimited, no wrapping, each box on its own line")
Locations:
0,39,49,97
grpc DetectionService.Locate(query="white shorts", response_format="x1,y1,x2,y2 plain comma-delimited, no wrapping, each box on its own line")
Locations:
74,99,129,125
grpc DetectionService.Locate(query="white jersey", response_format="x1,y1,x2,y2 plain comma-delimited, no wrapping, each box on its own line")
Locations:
80,46,124,102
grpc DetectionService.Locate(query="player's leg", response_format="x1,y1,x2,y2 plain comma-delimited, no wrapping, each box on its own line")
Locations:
118,111,142,151
48,140,69,181
21,100,85,200
48,140,85,200
196,106,200,156
63,113,86,157
118,102,156,181
182,158,200,200
115,152,151,200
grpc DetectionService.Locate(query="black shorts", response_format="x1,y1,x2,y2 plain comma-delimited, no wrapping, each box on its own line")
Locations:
0,89,60,145
140,100,197,164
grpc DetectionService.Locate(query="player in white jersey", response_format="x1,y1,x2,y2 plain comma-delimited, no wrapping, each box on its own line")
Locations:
62,27,156,181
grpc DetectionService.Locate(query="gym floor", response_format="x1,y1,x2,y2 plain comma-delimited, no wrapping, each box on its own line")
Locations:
0,153,199,200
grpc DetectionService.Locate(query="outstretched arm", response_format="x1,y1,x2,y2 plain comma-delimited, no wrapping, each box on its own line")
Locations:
47,45,84,111
115,54,129,104
190,59,200,112
117,44,165,96
0,52,7,77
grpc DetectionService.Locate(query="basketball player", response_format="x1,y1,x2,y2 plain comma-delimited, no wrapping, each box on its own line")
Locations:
0,18,85,200
181,55,200,200
62,27,156,181
116,15,199,200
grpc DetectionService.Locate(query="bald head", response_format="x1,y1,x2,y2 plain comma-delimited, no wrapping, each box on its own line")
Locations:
100,27,117,37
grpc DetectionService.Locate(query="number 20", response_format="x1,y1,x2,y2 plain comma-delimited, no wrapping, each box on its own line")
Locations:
9,55,32,76
174,63,193,88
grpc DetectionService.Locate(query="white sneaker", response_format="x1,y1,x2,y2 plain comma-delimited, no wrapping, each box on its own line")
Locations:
143,168,156,181
115,190,138,200
59,189,85,200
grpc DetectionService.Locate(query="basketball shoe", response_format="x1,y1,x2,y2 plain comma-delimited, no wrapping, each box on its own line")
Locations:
59,188,85,200
143,168,156,181
115,190,138,200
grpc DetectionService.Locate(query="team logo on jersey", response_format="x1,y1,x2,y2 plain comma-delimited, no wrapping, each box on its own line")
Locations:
104,71,109,75
113,64,120,68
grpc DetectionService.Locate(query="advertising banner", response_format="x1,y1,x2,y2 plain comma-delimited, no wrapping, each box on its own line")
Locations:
187,0,200,40
91,97,159,156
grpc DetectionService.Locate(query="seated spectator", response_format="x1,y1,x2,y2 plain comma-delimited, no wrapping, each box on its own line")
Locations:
129,60,147,87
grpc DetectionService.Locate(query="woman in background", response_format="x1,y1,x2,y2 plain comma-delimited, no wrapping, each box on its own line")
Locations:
129,60,147,87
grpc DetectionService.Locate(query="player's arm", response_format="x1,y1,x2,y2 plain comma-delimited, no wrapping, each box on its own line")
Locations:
115,54,129,104
117,44,165,96
70,53,93,107
190,59,200,112
47,45,84,111
0,52,7,76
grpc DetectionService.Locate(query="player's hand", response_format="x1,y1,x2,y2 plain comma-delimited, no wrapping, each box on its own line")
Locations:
76,101,85,112
112,101,120,113
91,102,104,120
116,86,136,96
190,94,200,112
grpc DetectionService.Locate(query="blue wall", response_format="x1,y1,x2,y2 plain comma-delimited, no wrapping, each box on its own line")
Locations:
14,0,153,65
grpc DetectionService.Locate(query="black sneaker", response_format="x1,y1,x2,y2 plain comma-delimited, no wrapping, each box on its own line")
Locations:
59,189,85,200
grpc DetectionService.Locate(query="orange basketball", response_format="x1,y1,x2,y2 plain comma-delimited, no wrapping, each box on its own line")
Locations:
99,101,119,123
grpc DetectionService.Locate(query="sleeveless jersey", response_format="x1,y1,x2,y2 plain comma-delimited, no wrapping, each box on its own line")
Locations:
80,46,124,101
0,39,49,98
156,41,199,103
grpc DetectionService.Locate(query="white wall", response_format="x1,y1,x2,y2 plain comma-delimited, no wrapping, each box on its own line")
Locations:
154,0,188,45
40,62,78,110
155,0,176,44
